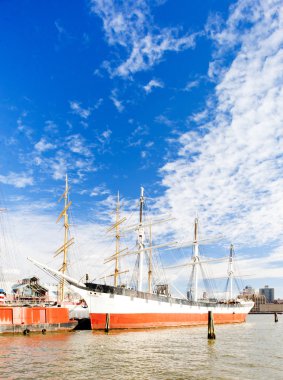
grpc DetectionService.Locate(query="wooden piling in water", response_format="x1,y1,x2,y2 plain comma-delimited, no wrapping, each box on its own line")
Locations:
208,311,216,339
274,312,278,323
105,313,110,332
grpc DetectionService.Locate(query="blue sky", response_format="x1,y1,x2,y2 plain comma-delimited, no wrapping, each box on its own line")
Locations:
1,0,283,297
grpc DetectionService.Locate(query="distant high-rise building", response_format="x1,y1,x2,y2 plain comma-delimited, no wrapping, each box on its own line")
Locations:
259,285,274,303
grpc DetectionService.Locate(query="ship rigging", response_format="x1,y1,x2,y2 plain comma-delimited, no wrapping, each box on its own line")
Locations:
29,186,254,330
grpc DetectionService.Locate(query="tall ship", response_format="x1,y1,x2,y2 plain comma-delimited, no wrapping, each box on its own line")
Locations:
30,187,254,330
0,176,77,334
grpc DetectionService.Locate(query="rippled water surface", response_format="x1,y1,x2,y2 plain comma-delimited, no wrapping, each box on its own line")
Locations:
0,315,283,380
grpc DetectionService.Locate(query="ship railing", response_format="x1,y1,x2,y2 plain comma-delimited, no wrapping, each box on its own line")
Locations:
4,297,50,307
85,282,243,308
116,288,242,308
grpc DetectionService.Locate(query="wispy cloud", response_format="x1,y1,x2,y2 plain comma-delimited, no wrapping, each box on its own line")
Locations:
98,129,112,146
70,101,91,119
183,79,200,92
17,117,33,140
34,138,56,153
66,134,92,157
90,184,110,197
110,89,124,112
44,120,58,134
127,124,149,147
158,0,283,267
155,114,176,127
145,141,154,148
49,155,67,180
0,172,34,188
4,204,115,284
94,98,104,109
90,0,198,77
187,109,208,124
144,79,164,93
55,20,66,36
140,150,148,158
31,134,95,181
54,20,74,46
94,129,112,153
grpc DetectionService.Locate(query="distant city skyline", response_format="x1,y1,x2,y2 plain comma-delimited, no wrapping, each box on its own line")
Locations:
242,284,282,302
1,0,283,296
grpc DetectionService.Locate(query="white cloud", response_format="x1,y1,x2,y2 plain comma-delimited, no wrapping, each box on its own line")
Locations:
102,129,111,139
1,203,116,286
90,0,198,77
155,114,176,127
145,141,154,148
188,109,208,124
55,20,65,36
116,29,197,78
94,98,104,109
54,20,74,45
80,120,89,129
66,134,92,157
144,79,164,93
157,0,283,280
17,117,33,140
94,129,112,154
70,101,91,119
50,156,67,180
183,80,199,92
0,172,34,188
44,120,58,133
127,124,149,147
34,157,42,166
90,184,110,197
29,134,95,181
34,138,56,153
110,89,124,112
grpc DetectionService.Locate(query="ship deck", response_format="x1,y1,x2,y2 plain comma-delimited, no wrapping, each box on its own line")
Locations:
84,282,245,309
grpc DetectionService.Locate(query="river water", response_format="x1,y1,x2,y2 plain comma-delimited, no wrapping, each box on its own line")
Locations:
0,314,282,380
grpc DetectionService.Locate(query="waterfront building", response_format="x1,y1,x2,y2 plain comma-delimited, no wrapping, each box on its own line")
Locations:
251,294,266,312
12,276,48,302
259,285,274,303
242,285,255,296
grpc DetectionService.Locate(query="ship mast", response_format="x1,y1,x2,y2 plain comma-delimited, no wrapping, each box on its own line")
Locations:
114,192,120,287
105,192,127,286
137,187,145,291
104,188,175,292
192,217,199,302
0,208,7,291
227,244,234,300
55,174,74,303
148,221,152,293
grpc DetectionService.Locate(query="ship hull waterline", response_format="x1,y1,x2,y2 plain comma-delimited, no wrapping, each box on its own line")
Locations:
90,312,247,330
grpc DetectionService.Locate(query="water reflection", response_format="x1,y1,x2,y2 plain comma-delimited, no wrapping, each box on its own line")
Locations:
0,316,282,380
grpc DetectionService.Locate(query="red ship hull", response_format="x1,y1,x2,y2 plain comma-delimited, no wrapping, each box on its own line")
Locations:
90,312,247,330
